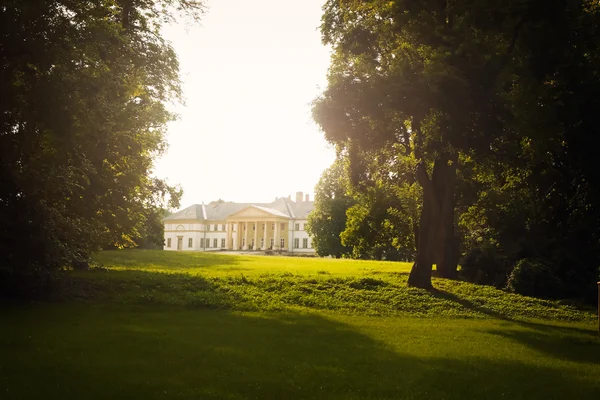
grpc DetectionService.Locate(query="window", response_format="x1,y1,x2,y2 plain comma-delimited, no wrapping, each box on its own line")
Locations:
222,224,226,231
280,223,285,230
270,238,274,248
167,238,172,248
221,238,226,248
200,238,204,248
242,238,246,247
213,238,218,248
251,238,255,248
206,239,210,248
252,223,256,231
294,238,299,248
280,238,285,248
260,238,264,248
188,238,193,248
303,238,308,249
294,223,299,231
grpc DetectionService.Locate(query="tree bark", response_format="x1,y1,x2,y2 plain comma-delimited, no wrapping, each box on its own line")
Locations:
435,153,459,279
407,160,437,288
408,155,459,287
408,191,435,288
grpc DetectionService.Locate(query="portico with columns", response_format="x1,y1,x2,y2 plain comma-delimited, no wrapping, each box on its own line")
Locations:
225,206,290,250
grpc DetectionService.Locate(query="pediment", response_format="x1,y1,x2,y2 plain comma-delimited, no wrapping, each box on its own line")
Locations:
227,205,289,219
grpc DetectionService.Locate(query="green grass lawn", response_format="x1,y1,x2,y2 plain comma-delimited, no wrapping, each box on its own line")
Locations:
1,249,599,400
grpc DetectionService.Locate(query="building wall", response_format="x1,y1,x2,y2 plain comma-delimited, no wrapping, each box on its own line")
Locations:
164,220,229,251
288,219,313,253
164,218,315,253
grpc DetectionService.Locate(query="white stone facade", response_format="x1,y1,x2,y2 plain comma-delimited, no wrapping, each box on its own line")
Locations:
163,192,315,254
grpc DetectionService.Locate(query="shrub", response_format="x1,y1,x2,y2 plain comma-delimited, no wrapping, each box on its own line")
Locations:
506,259,564,299
459,244,510,288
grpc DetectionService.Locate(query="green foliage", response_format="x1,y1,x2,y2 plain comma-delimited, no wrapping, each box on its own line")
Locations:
0,0,196,294
459,244,510,288
306,160,355,258
507,259,569,300
341,182,417,261
315,0,600,292
308,150,420,261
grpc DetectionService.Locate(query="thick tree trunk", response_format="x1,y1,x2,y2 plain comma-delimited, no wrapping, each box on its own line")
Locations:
435,153,459,279
408,155,458,287
407,191,435,288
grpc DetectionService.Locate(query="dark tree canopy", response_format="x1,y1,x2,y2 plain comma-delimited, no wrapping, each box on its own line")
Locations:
314,0,600,294
0,0,201,295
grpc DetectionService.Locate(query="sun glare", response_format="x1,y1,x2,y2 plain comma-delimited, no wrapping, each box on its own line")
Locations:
154,0,336,205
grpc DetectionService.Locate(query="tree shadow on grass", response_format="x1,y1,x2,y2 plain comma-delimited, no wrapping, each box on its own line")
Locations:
95,249,246,271
430,288,596,333
484,327,600,365
65,268,254,310
430,288,600,364
2,305,599,400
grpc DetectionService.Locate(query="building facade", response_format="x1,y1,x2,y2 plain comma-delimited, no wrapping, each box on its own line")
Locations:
163,191,315,254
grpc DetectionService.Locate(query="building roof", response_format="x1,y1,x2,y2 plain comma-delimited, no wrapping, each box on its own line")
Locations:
288,201,314,219
164,198,314,221
252,205,291,218
163,204,205,221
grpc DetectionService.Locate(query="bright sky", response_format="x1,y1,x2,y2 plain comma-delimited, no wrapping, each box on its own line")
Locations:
155,0,336,207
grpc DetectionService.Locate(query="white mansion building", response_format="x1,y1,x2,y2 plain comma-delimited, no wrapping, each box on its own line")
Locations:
164,191,315,254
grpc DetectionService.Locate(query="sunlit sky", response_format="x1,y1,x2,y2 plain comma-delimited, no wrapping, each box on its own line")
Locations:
155,0,335,207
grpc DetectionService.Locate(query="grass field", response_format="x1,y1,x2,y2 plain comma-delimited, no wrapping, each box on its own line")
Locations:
1,249,599,399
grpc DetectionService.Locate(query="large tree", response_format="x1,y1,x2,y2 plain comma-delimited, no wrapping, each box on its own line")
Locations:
0,0,200,294
313,0,600,289
458,0,600,299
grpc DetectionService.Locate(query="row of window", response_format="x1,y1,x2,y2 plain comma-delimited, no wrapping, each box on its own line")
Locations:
167,237,309,250
293,238,311,249
244,223,287,231
294,223,307,231
204,224,226,232
241,238,285,249
165,238,226,248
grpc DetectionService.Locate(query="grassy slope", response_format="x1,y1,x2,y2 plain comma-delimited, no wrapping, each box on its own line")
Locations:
1,250,599,400
88,249,594,322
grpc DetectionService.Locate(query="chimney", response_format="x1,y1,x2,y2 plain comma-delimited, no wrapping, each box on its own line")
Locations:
295,191,303,203
305,194,309,202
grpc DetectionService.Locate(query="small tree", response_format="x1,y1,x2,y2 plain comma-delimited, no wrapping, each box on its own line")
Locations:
307,160,355,258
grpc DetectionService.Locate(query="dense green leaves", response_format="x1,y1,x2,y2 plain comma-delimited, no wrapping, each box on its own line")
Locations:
0,0,198,295
307,160,355,258
308,149,420,261
314,0,600,296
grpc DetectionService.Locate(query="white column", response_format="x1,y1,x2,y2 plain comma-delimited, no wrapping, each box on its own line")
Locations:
243,221,248,250
273,221,279,250
227,222,233,250
253,221,258,251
